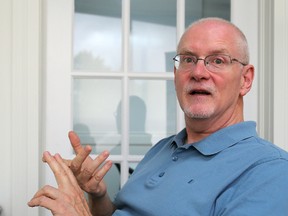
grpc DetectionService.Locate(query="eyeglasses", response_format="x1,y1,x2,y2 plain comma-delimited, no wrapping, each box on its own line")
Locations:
173,54,247,73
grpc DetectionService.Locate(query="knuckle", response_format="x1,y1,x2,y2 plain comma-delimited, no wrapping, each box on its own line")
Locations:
55,168,68,179
38,196,48,206
70,162,81,172
93,173,103,182
42,185,52,193
82,167,94,176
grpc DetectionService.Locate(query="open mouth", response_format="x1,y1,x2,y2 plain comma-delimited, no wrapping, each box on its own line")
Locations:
190,90,211,95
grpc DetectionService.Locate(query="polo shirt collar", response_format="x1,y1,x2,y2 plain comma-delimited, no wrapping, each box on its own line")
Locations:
172,121,258,156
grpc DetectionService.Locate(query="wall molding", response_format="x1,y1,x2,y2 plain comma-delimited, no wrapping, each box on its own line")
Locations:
257,0,274,142
10,0,41,215
258,0,288,150
273,0,288,149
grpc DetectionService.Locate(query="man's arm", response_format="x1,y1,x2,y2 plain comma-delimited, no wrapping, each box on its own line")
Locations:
88,193,116,216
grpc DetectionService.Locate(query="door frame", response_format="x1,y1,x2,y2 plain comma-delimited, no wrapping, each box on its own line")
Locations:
0,0,41,215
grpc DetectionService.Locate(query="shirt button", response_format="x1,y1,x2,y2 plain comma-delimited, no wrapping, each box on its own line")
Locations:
172,156,178,161
158,172,165,177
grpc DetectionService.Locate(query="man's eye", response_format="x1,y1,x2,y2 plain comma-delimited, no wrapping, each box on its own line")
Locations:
183,57,194,63
213,58,224,64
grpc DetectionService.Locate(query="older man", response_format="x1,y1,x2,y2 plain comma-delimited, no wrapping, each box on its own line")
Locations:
29,18,288,216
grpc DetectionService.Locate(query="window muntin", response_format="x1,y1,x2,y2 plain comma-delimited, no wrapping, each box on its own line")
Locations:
73,0,230,190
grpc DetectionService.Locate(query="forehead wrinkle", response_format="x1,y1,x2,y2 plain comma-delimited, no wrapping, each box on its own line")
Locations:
178,48,232,57
206,48,232,56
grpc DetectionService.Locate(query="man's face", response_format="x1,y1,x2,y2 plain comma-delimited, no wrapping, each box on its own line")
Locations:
174,21,249,123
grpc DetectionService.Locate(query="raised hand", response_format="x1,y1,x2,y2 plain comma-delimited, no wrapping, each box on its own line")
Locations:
28,152,92,216
64,131,113,199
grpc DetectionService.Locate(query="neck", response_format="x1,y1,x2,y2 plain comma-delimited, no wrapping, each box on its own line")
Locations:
184,103,244,144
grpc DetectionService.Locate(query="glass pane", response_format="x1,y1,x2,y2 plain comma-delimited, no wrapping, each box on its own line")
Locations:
130,0,177,73
104,162,121,201
73,78,122,154
129,80,177,155
129,162,139,175
74,0,122,72
185,0,231,27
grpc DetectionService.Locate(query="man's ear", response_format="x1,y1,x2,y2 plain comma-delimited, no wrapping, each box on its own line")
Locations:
240,64,254,96
174,66,177,86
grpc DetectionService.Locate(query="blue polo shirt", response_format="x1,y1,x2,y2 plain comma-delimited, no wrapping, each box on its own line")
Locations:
113,121,288,216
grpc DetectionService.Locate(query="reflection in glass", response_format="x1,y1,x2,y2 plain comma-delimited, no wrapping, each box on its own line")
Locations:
130,0,177,72
129,79,177,154
73,0,122,72
185,0,230,27
73,78,122,154
104,162,121,201
129,162,139,174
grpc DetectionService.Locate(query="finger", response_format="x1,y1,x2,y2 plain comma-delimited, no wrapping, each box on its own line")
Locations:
91,150,110,175
43,151,71,188
28,195,56,209
28,193,76,215
77,151,110,183
68,131,84,154
70,145,92,173
31,185,59,200
62,158,72,168
87,160,113,189
54,153,82,191
42,130,84,164
47,157,72,168
42,156,47,163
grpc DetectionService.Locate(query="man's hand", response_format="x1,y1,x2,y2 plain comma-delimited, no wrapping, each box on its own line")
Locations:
28,152,92,216
64,131,113,199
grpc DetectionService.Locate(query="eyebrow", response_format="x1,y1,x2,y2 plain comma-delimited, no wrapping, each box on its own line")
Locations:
178,50,196,55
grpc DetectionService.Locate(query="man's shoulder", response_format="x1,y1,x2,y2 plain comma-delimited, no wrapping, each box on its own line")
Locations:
251,136,288,163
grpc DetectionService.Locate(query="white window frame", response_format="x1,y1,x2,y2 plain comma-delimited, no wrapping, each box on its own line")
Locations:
72,0,187,186
43,0,188,188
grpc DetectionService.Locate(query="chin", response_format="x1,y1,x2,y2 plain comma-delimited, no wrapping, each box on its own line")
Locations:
184,108,214,119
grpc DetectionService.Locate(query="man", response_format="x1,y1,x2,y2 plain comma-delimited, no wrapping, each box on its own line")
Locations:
28,17,288,215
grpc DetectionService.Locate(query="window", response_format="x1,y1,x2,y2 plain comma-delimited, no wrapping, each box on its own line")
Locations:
73,0,230,199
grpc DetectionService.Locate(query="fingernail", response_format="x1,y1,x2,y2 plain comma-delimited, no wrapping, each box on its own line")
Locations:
43,151,51,157
103,150,110,156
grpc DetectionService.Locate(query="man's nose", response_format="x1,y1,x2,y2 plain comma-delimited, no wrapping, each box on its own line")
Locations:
189,59,210,80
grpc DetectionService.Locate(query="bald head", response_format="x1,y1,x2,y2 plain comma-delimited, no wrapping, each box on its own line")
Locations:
178,17,250,64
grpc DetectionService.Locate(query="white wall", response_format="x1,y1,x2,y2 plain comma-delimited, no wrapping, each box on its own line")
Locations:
0,1,12,215
231,0,258,122
0,0,41,215
273,0,288,150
